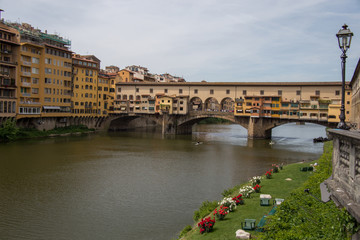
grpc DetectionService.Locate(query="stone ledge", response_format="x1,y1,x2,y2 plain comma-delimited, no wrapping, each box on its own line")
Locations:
325,179,360,223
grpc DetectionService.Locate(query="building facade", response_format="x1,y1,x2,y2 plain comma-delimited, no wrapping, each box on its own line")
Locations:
72,54,100,117
0,21,20,121
114,82,351,123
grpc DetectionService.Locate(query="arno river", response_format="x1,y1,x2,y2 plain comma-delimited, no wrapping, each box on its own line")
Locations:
0,123,327,240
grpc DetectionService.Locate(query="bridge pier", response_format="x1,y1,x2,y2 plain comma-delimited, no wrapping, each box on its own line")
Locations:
247,117,272,139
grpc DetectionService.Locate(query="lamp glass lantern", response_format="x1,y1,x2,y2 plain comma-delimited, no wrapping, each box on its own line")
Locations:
336,24,353,53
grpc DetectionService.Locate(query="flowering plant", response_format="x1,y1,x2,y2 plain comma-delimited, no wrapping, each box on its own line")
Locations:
239,185,254,198
253,184,262,193
232,194,244,205
213,205,229,220
219,197,237,212
250,176,262,186
265,170,272,179
272,164,279,173
198,217,215,234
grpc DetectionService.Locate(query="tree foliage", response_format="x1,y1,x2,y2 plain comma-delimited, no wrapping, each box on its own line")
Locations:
0,119,19,141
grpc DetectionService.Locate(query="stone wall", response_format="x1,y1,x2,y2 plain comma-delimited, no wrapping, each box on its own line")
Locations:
326,129,360,223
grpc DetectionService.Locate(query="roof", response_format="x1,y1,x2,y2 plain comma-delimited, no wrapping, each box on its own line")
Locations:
115,81,346,87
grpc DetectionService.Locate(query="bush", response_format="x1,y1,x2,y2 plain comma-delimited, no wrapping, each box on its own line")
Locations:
0,119,19,141
178,225,192,239
193,200,219,222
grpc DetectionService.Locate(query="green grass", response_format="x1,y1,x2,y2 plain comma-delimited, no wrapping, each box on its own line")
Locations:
182,160,316,239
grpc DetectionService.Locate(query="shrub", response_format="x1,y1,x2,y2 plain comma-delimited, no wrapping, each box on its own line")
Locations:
0,119,19,141
178,225,192,239
197,217,215,234
213,205,229,220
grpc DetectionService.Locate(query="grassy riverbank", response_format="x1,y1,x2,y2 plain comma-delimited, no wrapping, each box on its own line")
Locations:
180,142,359,239
0,120,94,142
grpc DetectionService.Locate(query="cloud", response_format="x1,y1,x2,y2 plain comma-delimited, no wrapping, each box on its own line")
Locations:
2,0,360,82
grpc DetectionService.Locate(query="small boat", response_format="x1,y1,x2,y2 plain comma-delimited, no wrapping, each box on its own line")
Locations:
269,141,275,145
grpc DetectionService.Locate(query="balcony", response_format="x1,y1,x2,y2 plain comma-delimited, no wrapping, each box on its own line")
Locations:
20,101,41,105
22,82,31,87
21,93,31,97
22,61,31,66
22,72,31,76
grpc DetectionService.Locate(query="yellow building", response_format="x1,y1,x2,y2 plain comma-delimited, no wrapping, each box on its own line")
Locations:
5,21,72,123
328,88,351,123
72,54,100,117
0,21,20,121
98,72,112,116
17,40,44,119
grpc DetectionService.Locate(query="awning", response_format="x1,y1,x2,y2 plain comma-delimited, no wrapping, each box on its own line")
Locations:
43,106,61,110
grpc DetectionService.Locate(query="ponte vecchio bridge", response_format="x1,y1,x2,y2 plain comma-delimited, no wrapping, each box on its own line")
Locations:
109,81,351,139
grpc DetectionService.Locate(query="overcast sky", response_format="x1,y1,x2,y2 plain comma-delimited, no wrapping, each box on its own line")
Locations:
2,0,360,82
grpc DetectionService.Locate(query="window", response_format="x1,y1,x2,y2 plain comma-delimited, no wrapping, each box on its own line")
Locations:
179,89,183,94
32,88,39,94
278,90,282,96
150,88,153,93
32,57,39,64
335,90,340,95
347,101,350,104
136,88,139,93
164,89,168,93
32,67,39,74
296,90,301,96
194,89,198,94
210,89,214,94
260,90,264,95
243,90,247,95
118,87,121,93
315,90,320,96
45,68,52,74
226,89,230,94
32,78,39,84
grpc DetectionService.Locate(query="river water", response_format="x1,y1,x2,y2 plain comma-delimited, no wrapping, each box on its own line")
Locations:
0,123,327,240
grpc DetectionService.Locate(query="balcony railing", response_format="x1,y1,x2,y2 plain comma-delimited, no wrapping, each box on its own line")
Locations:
20,101,41,105
22,82,31,87
22,72,31,76
21,93,31,97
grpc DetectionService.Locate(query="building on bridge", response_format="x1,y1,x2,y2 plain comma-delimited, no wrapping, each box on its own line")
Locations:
114,81,351,124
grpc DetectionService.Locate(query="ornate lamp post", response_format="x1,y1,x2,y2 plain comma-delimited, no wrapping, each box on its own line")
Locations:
336,24,353,130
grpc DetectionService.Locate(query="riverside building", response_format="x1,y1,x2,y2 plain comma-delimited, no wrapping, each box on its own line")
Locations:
0,20,20,122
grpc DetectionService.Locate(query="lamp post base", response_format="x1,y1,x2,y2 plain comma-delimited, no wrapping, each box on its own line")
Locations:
337,121,350,130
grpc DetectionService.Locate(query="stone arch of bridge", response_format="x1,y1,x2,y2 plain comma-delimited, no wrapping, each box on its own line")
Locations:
255,118,336,138
204,97,220,111
177,114,248,130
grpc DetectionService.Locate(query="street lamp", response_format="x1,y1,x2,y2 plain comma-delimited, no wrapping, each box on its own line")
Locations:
336,24,353,130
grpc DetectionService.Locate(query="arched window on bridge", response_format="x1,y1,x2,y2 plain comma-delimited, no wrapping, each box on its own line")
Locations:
221,98,234,112
190,97,202,111
205,97,220,112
